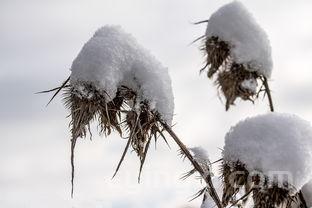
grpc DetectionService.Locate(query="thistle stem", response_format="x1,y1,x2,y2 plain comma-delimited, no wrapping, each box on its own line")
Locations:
161,122,223,208
299,191,308,208
70,137,77,198
263,77,274,112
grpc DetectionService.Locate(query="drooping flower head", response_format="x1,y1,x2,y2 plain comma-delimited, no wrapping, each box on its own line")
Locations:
200,1,273,110
222,113,312,207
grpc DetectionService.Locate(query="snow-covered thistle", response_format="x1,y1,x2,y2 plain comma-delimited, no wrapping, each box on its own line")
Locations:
42,25,175,196
222,113,312,208
197,1,274,111
40,1,312,208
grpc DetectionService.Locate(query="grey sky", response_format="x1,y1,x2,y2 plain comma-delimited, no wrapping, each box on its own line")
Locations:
1,0,312,207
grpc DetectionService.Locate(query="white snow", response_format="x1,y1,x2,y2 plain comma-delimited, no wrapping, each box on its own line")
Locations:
206,1,273,78
70,25,174,123
189,147,211,176
223,113,312,190
241,78,258,93
302,180,312,207
190,147,209,164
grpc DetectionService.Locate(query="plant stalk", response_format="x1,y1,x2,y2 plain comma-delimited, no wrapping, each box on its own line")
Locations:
161,122,223,208
263,77,274,112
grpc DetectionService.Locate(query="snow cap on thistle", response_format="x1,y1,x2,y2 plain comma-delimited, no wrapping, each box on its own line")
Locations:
63,25,175,190
201,1,273,110
222,113,312,207
70,25,174,124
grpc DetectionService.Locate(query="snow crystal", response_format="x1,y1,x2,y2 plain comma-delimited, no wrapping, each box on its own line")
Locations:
241,78,258,93
206,1,273,77
70,25,174,123
302,180,312,207
223,113,312,190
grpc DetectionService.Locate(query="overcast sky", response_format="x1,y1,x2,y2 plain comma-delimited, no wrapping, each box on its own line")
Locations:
1,0,312,207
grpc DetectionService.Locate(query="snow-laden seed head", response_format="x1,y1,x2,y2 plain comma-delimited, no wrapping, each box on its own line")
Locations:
201,36,230,78
42,25,174,196
199,1,273,110
252,185,300,208
221,161,249,207
221,160,304,208
125,100,161,160
63,83,125,139
221,113,312,207
63,81,165,167
216,63,259,110
200,36,263,111
51,78,170,195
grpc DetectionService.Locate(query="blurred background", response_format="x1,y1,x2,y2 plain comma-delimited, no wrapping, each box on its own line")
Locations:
1,0,312,207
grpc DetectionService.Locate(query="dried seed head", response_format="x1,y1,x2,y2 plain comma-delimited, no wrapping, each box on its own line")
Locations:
63,83,124,139
45,79,170,193
200,36,268,110
202,36,230,78
221,160,302,208
217,63,259,110
221,161,249,207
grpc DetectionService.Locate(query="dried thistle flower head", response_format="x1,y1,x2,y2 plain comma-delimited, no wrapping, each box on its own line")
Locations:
201,35,269,111
64,81,166,180
221,113,312,207
221,161,249,207
45,78,170,196
41,25,174,196
63,82,125,139
198,1,273,110
221,161,305,208
216,62,259,110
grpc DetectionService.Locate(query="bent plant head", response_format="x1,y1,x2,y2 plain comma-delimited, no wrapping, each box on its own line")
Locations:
200,36,271,111
43,77,170,196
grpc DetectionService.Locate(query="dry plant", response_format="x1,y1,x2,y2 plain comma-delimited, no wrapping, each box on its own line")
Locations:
40,77,171,197
40,77,222,205
39,13,310,208
220,160,308,208
196,33,274,112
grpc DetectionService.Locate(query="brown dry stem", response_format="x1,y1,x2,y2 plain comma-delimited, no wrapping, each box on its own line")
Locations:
161,122,223,208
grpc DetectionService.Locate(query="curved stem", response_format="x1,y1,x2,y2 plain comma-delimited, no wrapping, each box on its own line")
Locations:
263,77,274,112
161,122,223,208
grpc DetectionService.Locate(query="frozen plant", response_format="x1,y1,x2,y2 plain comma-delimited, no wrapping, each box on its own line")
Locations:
40,1,312,208
42,25,175,196
222,113,312,208
196,1,274,111
42,26,218,203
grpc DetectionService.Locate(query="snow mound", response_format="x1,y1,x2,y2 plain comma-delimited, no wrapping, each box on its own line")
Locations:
223,113,312,190
302,180,312,207
70,25,174,123
206,1,273,77
241,78,258,93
